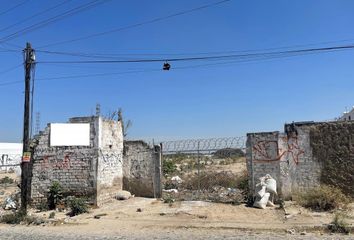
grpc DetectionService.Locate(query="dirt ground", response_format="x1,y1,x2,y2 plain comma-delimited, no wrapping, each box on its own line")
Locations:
0,197,351,239
0,168,353,239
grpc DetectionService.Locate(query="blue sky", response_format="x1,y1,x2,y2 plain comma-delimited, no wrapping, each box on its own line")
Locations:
0,0,354,142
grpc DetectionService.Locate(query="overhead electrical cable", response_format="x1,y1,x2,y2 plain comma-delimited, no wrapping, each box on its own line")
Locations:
38,0,232,48
36,69,160,81
1,43,354,88
0,64,23,76
0,0,28,17
0,0,72,33
36,44,354,64
0,0,111,43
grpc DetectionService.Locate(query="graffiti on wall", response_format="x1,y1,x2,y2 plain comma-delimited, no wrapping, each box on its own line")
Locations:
100,151,122,172
253,135,304,165
282,135,304,165
253,140,279,161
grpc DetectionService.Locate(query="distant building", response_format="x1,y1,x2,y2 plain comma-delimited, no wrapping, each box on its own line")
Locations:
338,107,354,121
0,143,22,172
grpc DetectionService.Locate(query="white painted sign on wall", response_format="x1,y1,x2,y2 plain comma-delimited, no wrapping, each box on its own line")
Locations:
50,123,90,146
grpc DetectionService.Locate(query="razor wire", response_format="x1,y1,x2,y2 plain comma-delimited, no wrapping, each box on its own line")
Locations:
161,137,246,154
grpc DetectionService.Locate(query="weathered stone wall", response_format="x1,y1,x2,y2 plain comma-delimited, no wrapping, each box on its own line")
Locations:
247,121,354,199
31,116,124,206
31,117,98,206
309,122,354,197
96,119,124,205
123,141,161,198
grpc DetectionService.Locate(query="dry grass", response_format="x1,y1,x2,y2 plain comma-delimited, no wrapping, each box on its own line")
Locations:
182,170,248,191
294,185,350,211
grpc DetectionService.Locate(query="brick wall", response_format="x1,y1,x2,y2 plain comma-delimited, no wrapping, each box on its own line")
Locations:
31,117,98,206
30,116,124,206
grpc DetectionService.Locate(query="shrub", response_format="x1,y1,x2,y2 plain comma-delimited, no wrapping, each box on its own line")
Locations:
163,160,177,175
68,197,88,216
49,212,55,219
294,185,350,211
0,176,14,184
48,181,63,210
37,200,49,212
236,170,249,192
0,211,26,224
183,171,248,191
328,212,351,234
163,194,175,204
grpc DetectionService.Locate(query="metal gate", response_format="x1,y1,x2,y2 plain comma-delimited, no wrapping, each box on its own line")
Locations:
161,137,248,203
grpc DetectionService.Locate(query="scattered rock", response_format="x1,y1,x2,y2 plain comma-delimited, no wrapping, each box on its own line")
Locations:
300,231,306,235
115,190,132,200
287,229,296,235
136,208,142,212
163,189,178,193
171,176,183,184
94,213,107,219
3,197,17,210
285,214,294,219
34,218,45,225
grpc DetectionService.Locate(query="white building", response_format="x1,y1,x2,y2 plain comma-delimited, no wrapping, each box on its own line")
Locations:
0,143,22,172
338,107,354,121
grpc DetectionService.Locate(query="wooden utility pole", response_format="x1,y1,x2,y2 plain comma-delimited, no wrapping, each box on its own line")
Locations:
21,42,35,213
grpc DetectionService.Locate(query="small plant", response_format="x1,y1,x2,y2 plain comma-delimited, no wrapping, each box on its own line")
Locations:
0,176,14,184
48,212,55,219
37,200,49,212
328,212,350,234
163,194,175,204
163,160,177,175
0,211,26,224
68,197,88,216
294,185,350,211
48,181,63,210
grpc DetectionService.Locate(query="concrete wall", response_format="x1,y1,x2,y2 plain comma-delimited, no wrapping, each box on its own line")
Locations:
123,141,161,198
246,132,280,196
247,121,354,199
96,119,124,205
30,116,124,206
0,143,22,172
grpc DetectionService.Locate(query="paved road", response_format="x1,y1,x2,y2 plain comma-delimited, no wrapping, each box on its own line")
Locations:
0,226,351,240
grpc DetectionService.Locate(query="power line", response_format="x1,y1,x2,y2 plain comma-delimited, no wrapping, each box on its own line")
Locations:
0,0,72,33
0,80,22,87
35,37,354,60
38,0,232,49
36,44,354,64
0,0,28,17
1,43,354,88
0,64,23,75
0,68,159,87
36,69,160,81
0,0,111,43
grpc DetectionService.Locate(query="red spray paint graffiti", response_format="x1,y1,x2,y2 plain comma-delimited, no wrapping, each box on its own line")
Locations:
253,136,304,165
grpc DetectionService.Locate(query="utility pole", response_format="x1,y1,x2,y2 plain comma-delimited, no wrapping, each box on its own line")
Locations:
21,42,35,213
